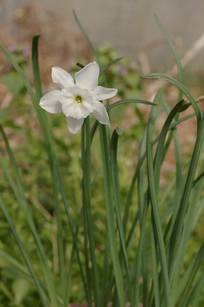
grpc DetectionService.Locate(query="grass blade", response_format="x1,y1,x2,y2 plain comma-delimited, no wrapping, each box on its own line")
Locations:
110,129,129,280
99,125,125,306
142,73,201,119
81,118,100,306
154,14,184,83
0,126,59,306
146,104,170,307
0,196,48,306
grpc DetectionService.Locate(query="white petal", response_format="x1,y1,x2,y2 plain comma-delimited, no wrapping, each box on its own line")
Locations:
39,90,62,113
67,117,84,134
62,103,89,119
92,101,109,125
75,61,99,90
52,67,74,89
93,86,118,100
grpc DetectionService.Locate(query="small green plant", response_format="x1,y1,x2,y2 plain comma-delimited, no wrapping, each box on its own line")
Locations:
0,14,204,307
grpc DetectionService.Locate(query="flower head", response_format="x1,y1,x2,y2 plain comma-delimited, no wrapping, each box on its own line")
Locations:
40,61,117,133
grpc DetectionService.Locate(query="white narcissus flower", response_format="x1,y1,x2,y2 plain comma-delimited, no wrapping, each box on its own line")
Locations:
39,61,117,133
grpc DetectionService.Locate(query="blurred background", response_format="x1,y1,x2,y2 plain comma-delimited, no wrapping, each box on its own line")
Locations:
1,0,204,136
1,0,204,73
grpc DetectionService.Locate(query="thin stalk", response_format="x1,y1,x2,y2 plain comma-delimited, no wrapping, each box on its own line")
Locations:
130,203,149,306
151,233,160,307
169,116,204,282
32,36,88,303
81,118,100,306
32,36,66,291
0,196,48,306
0,126,59,307
110,129,129,279
146,110,170,307
99,125,125,307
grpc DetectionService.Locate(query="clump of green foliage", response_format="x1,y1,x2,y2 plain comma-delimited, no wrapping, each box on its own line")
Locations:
0,43,143,305
0,16,204,307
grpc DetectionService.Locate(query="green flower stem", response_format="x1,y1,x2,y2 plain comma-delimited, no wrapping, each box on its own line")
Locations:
81,117,100,306
146,108,170,307
99,125,125,307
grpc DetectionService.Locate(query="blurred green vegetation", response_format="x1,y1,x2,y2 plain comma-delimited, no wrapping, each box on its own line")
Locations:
1,44,204,306
0,45,145,305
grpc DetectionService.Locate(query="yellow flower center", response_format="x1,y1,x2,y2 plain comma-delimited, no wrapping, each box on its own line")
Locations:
75,95,83,104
